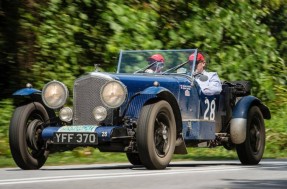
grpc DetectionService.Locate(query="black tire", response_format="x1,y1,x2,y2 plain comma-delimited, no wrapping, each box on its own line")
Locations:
223,142,235,150
126,153,142,166
9,102,50,169
137,100,176,170
236,106,265,165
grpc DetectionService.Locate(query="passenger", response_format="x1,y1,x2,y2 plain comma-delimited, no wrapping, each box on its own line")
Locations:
189,52,222,95
146,54,165,73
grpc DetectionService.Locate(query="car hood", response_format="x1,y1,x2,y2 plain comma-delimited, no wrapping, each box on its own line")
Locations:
110,73,192,94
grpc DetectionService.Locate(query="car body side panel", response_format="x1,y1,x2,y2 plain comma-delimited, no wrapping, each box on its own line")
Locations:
183,120,216,140
116,74,219,141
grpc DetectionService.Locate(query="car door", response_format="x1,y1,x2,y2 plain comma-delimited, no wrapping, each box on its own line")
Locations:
181,80,220,141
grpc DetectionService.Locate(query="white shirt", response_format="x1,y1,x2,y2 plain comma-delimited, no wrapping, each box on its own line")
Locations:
195,70,222,95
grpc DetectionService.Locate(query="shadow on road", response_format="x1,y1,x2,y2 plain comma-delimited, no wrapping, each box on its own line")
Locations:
6,159,287,171
6,161,243,171
41,161,243,171
222,179,287,189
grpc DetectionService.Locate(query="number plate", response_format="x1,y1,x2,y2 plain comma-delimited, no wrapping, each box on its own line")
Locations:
53,132,98,145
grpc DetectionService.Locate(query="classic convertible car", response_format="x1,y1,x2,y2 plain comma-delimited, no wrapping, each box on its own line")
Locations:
9,49,271,170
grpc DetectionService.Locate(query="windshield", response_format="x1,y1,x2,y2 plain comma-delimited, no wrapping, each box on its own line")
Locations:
117,49,198,75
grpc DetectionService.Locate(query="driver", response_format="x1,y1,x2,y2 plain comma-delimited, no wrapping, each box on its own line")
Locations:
146,54,165,73
189,52,222,95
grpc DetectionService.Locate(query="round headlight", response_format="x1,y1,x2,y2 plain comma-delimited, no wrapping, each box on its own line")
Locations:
42,80,69,109
93,106,107,121
59,107,73,122
101,81,127,108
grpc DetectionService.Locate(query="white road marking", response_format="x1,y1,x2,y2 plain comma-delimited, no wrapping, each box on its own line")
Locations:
0,166,255,185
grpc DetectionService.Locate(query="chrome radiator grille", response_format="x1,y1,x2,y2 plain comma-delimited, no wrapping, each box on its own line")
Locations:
73,74,114,125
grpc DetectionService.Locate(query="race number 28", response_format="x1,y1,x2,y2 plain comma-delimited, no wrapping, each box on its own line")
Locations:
204,99,216,120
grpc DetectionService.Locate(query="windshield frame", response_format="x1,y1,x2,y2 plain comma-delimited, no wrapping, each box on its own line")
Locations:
116,49,199,76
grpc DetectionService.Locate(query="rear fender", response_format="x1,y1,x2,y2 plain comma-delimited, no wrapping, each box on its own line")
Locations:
231,96,270,144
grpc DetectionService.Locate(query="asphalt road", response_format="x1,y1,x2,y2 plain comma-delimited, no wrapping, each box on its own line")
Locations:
0,159,286,189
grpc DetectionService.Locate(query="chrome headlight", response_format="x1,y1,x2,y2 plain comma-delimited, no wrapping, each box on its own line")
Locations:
59,107,73,122
101,81,127,108
42,80,69,109
93,106,107,121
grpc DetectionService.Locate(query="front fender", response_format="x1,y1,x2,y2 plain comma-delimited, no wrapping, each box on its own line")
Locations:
141,86,183,143
230,96,270,144
12,87,56,120
140,86,168,95
12,87,42,106
13,88,41,96
123,86,167,118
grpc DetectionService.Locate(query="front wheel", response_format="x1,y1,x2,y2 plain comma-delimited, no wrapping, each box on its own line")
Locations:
137,100,176,170
126,153,142,166
236,106,265,165
9,102,50,169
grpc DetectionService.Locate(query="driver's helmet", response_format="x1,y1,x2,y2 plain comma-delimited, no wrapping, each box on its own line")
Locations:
147,54,165,73
188,52,205,63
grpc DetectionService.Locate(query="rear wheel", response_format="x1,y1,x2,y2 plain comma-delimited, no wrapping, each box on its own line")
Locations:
137,100,176,170
9,102,50,169
236,106,265,165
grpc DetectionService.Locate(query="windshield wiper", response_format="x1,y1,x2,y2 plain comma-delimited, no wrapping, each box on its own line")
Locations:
162,61,189,74
134,61,157,74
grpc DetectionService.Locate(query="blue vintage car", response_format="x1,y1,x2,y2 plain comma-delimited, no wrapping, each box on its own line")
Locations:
9,49,271,170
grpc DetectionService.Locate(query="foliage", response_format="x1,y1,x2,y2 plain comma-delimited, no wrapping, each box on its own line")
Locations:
0,99,13,158
265,105,287,157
